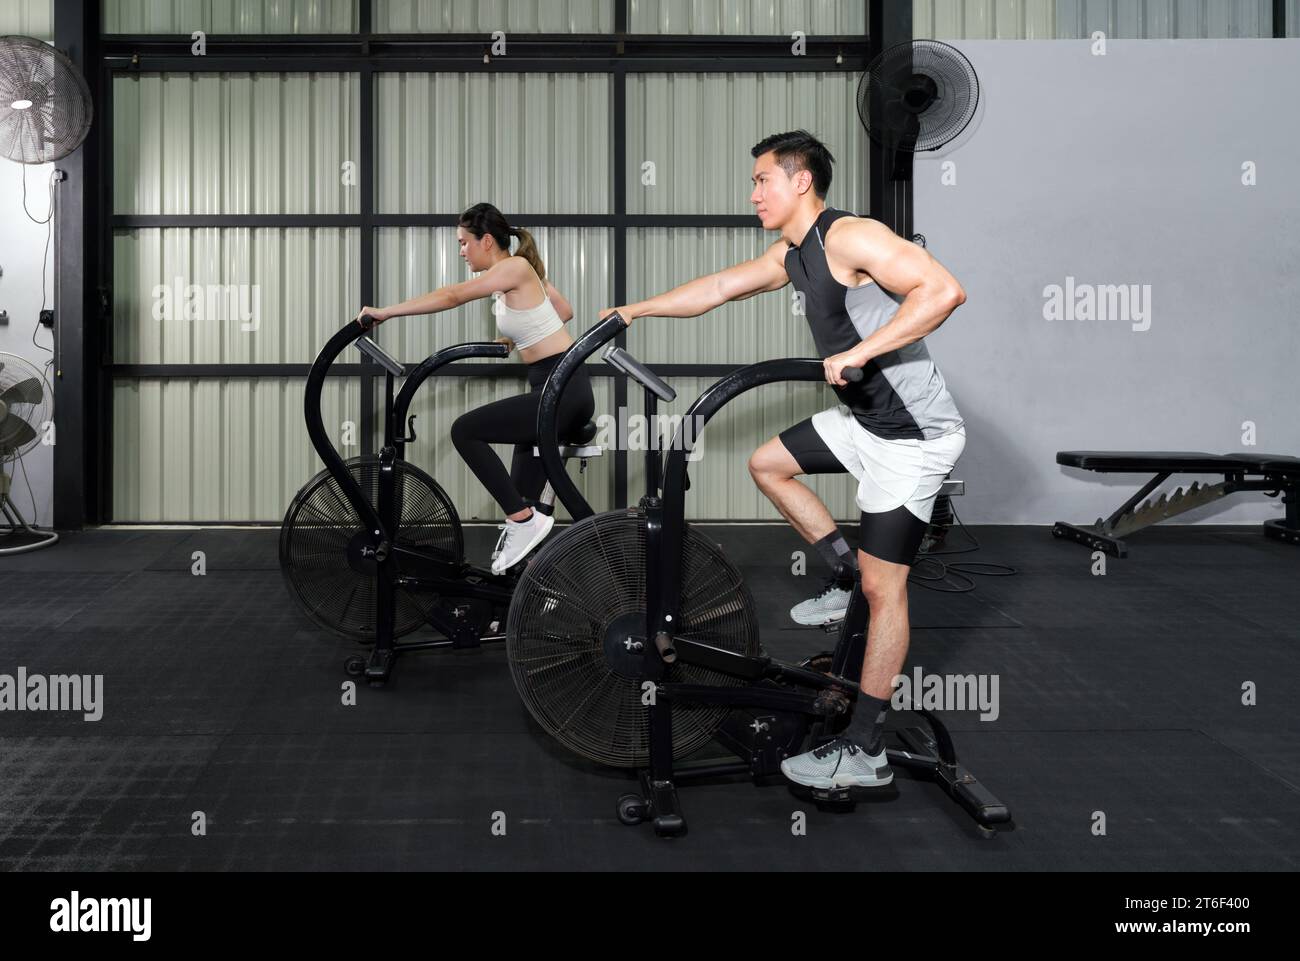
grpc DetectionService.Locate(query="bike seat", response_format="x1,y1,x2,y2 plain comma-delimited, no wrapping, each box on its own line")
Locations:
563,421,599,446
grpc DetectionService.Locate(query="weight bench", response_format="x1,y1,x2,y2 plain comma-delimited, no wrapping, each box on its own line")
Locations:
1053,451,1300,557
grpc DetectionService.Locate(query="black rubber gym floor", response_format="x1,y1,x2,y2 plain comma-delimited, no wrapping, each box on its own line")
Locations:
1,525,1296,871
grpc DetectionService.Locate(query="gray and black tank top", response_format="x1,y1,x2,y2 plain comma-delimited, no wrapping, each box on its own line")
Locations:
784,207,964,441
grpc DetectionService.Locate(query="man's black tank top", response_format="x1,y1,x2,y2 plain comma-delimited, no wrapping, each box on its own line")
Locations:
783,207,963,441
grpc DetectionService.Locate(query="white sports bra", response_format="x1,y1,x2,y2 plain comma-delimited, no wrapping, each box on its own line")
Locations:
496,270,564,350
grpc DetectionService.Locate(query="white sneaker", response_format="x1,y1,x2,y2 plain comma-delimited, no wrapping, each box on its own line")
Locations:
780,737,893,789
490,511,554,574
790,573,855,627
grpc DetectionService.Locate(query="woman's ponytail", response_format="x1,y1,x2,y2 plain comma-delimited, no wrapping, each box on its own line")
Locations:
510,226,546,283
459,203,547,281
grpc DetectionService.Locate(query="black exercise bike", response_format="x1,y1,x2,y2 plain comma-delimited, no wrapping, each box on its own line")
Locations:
280,318,601,685
508,315,1011,837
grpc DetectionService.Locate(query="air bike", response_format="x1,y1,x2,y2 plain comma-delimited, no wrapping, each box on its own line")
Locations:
508,315,1011,837
280,318,602,686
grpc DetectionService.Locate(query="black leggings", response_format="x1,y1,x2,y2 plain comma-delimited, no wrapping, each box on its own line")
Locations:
450,354,595,516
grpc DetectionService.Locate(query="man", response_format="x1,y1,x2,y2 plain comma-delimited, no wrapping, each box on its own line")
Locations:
602,130,967,790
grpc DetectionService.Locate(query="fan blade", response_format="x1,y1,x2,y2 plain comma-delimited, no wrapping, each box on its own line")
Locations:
0,377,43,407
0,412,38,452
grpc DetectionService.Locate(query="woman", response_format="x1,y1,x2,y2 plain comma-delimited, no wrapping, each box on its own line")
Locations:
356,202,595,573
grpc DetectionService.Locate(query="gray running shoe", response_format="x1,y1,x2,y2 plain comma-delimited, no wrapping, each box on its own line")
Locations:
780,737,893,790
790,574,854,627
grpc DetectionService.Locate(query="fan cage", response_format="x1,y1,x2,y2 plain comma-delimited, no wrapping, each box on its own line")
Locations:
857,39,979,153
279,455,464,641
507,509,761,769
0,36,94,165
0,353,53,460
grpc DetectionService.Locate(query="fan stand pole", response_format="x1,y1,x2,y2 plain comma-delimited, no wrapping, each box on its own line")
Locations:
0,470,60,555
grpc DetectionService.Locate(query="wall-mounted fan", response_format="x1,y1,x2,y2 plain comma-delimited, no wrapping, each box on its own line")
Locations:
857,39,981,240
0,35,94,164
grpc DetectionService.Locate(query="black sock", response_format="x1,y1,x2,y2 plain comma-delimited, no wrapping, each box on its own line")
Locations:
846,693,890,755
813,531,857,579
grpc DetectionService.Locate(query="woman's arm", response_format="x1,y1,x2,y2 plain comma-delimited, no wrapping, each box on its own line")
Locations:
356,259,526,327
544,280,575,323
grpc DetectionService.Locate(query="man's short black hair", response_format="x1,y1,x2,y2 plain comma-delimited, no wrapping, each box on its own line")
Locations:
751,130,835,199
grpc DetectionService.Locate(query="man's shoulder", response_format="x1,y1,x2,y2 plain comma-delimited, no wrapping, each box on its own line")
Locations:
767,237,795,258
824,210,878,232
823,212,888,251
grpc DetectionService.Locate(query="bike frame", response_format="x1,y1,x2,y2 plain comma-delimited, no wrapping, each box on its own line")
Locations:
303,321,515,679
535,317,1011,834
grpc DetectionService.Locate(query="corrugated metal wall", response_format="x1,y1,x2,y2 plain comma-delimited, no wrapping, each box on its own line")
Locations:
913,0,1058,38
113,73,359,215
103,0,357,33
111,226,360,521
913,0,1282,38
374,73,609,213
111,227,360,366
629,0,865,34
112,371,615,523
626,72,866,215
626,228,818,364
0,0,53,39
375,0,613,32
1055,0,1273,38
113,376,362,522
111,69,362,521
110,68,612,522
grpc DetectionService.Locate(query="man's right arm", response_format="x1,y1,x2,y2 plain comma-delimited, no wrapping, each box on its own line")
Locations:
605,241,790,324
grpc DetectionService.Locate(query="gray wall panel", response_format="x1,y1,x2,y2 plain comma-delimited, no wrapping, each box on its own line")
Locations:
914,39,1300,525
0,0,53,39
374,73,610,215
1056,0,1272,38
626,227,822,365
112,227,360,365
112,376,362,522
113,73,360,216
914,0,1059,38
915,0,1278,38
104,0,357,33
626,72,866,216
629,0,865,34
375,0,614,32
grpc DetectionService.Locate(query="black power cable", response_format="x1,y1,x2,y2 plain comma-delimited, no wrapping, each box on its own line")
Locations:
909,494,1018,594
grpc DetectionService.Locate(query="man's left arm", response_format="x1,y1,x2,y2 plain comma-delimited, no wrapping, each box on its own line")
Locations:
823,219,966,386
